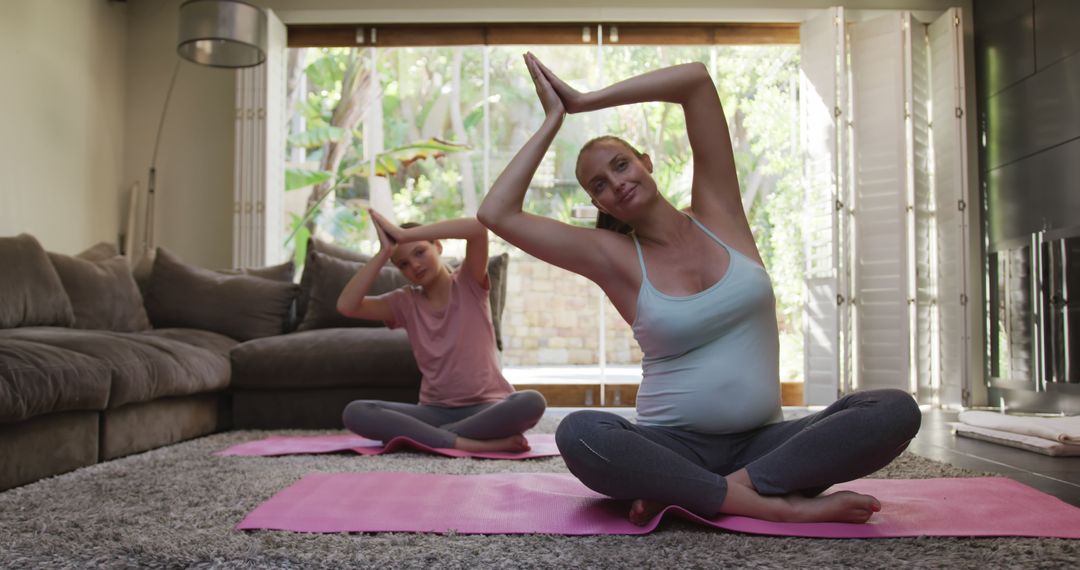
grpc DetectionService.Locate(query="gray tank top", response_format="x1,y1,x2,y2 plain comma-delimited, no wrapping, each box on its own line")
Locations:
632,215,783,434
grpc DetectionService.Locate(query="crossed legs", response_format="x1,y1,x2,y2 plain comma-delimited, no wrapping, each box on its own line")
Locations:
343,390,547,452
555,389,921,523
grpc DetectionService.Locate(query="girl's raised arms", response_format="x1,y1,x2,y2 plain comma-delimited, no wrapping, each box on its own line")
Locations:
336,214,396,321
370,210,490,285
337,211,490,320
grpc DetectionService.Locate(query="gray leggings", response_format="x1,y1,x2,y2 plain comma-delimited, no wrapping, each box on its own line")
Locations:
342,390,547,448
555,389,921,517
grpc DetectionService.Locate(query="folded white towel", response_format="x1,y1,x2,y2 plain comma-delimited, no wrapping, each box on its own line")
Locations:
953,423,1080,457
958,410,1080,445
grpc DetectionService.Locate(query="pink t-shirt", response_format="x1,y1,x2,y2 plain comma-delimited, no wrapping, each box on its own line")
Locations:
382,267,513,407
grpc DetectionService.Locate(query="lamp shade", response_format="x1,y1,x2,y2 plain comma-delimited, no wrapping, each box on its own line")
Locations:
177,0,267,68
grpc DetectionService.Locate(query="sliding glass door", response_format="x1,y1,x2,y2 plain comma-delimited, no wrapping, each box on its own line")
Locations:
283,25,803,406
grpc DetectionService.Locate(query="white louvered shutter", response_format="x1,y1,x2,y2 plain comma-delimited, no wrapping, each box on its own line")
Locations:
801,7,848,405
850,13,912,393
929,7,973,407
908,14,936,402
233,9,288,267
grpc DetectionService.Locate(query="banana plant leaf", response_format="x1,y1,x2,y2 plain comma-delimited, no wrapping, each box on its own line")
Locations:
285,167,334,191
288,126,348,148
287,213,311,269
340,138,470,178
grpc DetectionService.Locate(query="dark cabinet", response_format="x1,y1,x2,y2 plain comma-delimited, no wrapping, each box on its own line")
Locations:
989,243,1034,384
1041,230,1080,385
988,229,1080,402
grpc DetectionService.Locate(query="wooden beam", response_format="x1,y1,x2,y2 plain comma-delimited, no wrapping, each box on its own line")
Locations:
288,22,799,48
714,23,799,44
486,24,597,45
288,25,364,47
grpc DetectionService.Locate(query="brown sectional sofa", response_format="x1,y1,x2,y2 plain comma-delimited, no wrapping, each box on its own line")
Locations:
230,327,420,429
0,233,508,491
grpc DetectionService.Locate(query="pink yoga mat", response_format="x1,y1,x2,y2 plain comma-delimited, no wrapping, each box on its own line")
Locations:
216,433,559,460
238,472,1080,538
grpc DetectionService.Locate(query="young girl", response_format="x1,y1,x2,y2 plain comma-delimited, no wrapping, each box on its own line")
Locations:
477,54,921,523
337,210,545,453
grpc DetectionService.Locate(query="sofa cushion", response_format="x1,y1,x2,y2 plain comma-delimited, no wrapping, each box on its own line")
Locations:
219,260,298,332
311,236,371,262
295,238,372,324
48,245,151,332
0,336,111,422
0,327,230,408
0,234,74,329
79,241,120,261
217,259,296,282
140,328,238,357
296,251,411,331
133,250,294,293
145,248,299,341
490,253,508,350
231,327,420,391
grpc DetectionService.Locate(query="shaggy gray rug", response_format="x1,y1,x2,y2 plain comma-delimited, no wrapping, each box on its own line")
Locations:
2,417,1077,569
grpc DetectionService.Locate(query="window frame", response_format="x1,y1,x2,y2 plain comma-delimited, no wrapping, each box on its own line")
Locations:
287,23,799,48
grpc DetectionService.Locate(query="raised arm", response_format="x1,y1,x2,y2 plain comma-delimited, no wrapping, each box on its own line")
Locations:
336,219,395,321
537,59,740,217
372,211,489,284
477,54,625,284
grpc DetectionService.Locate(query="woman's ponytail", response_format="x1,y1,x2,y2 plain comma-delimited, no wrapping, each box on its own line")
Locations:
595,211,633,235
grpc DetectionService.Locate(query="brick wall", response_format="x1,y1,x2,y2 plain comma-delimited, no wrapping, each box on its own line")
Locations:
501,253,644,366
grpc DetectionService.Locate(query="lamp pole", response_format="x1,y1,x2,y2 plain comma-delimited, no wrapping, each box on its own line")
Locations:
143,58,183,258
138,0,267,261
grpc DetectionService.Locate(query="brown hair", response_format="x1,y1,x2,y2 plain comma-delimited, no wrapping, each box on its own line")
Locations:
397,221,436,244
576,136,643,236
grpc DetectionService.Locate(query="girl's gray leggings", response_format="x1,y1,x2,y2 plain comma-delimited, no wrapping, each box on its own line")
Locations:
555,388,921,517
342,390,547,448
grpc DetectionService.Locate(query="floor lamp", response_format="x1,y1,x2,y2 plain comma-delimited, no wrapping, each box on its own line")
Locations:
141,0,267,259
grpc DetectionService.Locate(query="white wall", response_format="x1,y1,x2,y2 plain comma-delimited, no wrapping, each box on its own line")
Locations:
0,0,127,254
124,0,236,269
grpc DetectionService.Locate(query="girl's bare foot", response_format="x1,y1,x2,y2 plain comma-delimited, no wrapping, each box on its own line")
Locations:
454,433,531,453
628,499,665,525
780,491,881,523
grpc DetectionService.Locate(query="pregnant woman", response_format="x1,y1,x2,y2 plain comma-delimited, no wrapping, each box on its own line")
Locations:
477,53,921,524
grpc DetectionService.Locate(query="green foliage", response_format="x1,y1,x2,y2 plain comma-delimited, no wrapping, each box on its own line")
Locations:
391,164,467,223
285,167,333,192
288,126,347,149
288,213,311,269
286,44,806,377
283,180,340,248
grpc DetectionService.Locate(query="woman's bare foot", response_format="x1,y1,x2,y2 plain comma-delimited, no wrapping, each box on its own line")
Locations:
780,491,881,524
716,469,881,524
628,499,665,526
454,434,531,453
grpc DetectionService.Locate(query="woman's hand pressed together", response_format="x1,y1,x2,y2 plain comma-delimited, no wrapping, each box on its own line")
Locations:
524,52,566,122
529,53,588,114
